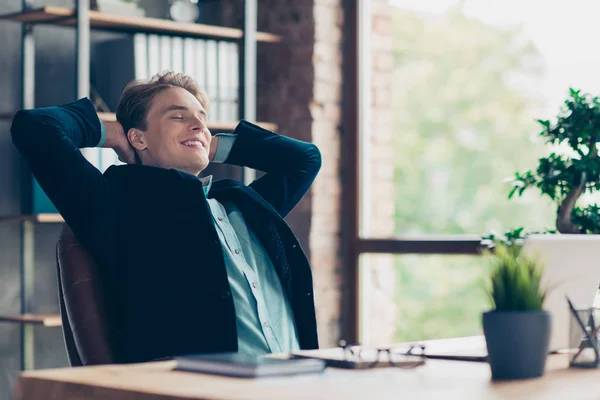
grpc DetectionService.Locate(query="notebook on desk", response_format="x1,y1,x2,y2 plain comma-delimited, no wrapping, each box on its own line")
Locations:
413,336,488,363
423,347,488,362
173,352,326,378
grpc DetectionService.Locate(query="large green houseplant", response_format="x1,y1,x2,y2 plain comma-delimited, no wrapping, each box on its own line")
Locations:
508,89,600,234
482,241,550,380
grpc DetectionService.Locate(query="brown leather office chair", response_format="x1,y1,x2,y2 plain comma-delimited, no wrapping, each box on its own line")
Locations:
56,224,115,366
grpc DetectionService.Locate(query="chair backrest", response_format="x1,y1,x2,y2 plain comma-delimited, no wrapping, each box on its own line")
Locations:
56,224,115,366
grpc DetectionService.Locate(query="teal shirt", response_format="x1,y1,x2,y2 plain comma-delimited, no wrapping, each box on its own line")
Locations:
96,123,300,355
206,134,301,355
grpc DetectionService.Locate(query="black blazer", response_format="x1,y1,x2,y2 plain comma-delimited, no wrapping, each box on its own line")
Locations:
11,98,322,364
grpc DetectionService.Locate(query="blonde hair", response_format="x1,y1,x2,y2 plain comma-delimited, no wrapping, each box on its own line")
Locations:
116,71,209,135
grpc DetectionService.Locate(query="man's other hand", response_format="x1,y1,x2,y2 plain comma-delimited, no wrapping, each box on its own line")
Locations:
101,120,137,164
208,131,219,161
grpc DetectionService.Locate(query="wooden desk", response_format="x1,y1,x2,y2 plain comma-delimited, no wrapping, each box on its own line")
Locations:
13,337,600,400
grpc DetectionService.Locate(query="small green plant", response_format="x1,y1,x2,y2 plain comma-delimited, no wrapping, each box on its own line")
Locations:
481,227,556,249
484,242,547,311
481,227,527,249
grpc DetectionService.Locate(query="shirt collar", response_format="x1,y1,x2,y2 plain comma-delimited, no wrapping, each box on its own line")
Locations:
199,175,213,197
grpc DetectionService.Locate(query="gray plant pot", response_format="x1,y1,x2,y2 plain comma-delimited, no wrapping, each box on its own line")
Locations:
483,310,551,381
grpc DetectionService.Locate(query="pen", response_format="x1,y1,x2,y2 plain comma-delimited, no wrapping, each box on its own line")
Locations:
589,307,598,350
567,296,600,363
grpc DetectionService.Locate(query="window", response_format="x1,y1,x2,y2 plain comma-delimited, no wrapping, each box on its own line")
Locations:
351,0,600,344
360,253,488,345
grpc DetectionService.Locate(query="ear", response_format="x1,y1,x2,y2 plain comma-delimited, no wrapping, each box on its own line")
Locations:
127,128,147,151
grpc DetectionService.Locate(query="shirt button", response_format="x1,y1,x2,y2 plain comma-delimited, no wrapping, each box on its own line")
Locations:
252,282,257,289
218,216,224,221
263,321,269,328
235,249,241,254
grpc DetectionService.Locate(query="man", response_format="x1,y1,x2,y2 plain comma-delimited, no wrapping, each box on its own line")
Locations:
11,71,321,364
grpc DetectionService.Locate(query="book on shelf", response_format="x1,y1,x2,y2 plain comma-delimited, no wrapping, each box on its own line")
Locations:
183,37,196,78
147,34,160,77
159,35,171,73
171,36,183,74
174,352,326,378
218,40,228,121
194,38,207,98
205,39,219,120
228,41,240,120
218,41,239,121
134,33,149,79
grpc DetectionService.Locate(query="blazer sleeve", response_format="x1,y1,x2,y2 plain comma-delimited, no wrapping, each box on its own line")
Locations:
11,97,112,250
221,120,322,218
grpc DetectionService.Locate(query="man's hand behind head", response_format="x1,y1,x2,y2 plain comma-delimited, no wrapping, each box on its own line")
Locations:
101,120,137,164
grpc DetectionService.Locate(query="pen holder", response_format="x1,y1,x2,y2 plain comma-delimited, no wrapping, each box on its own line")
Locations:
569,306,600,368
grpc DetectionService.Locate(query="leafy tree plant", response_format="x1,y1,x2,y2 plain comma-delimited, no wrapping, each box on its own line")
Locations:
508,89,600,234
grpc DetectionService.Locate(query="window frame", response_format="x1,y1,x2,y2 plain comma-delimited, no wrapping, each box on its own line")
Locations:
343,0,483,344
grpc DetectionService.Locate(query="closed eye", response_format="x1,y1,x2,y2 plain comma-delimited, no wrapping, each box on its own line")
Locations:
171,116,185,120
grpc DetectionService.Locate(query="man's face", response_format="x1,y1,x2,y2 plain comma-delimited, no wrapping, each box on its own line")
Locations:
131,87,211,176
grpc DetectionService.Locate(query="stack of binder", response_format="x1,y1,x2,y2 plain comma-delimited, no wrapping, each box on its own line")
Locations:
93,33,239,121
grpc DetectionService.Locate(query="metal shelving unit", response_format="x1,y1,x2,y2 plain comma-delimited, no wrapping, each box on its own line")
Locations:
0,0,273,370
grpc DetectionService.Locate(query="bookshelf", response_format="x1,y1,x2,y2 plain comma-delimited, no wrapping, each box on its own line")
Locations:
0,6,281,42
0,0,273,371
0,214,65,223
0,314,62,327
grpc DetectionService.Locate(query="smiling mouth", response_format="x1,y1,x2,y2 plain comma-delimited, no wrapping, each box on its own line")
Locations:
181,140,205,148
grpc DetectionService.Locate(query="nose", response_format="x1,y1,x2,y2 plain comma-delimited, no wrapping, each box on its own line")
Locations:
190,116,206,132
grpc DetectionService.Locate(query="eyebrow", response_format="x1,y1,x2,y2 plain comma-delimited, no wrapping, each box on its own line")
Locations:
163,105,208,118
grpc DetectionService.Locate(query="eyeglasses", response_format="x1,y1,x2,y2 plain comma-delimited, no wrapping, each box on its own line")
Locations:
337,340,427,369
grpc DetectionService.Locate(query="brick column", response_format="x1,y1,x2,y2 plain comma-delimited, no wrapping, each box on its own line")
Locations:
253,0,345,348
308,0,344,347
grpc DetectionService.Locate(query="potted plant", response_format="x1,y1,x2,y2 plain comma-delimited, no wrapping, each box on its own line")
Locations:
482,240,551,380
508,88,600,234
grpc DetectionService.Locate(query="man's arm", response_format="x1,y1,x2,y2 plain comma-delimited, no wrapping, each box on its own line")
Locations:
11,98,112,250
213,121,322,218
